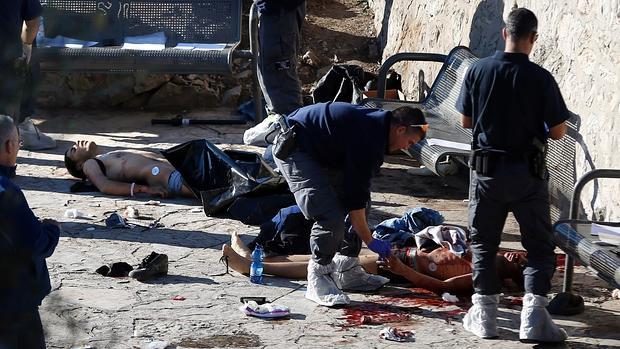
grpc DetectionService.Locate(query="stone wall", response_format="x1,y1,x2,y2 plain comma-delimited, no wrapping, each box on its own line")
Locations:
37,62,252,111
369,0,620,220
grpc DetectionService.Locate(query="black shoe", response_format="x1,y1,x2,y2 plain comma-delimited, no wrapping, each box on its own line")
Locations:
129,252,168,281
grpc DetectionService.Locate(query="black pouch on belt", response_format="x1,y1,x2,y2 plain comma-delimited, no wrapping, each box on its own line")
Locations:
273,115,297,160
470,149,495,176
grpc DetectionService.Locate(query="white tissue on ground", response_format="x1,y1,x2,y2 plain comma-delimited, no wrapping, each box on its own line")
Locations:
441,292,459,302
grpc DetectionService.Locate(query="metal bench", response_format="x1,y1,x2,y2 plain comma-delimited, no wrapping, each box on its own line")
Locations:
360,46,478,176
37,0,263,119
549,169,620,314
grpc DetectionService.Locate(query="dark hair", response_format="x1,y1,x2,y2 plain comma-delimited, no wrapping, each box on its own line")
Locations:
505,8,538,40
391,106,427,138
391,106,426,126
64,149,86,179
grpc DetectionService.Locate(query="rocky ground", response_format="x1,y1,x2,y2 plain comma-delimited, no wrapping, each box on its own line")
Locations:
20,0,620,348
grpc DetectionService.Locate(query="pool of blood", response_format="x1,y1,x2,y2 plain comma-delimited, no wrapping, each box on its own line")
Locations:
340,288,470,328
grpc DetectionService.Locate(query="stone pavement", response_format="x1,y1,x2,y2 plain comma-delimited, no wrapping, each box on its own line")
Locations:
15,110,620,348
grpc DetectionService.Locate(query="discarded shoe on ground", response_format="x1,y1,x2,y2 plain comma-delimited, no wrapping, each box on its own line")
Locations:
96,262,133,277
129,252,169,281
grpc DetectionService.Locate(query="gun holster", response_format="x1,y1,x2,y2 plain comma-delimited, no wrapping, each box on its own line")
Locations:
470,149,495,176
272,114,297,160
530,138,549,180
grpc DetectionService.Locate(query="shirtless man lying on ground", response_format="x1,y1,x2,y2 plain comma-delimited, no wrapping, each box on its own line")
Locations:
64,140,194,198
222,233,526,295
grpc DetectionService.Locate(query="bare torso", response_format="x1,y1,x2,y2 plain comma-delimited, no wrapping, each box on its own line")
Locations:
95,150,175,188
415,247,473,280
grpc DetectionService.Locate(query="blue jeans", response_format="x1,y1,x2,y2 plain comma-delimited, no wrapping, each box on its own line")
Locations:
469,162,556,296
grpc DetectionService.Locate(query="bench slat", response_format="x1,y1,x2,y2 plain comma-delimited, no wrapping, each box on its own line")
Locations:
39,46,235,73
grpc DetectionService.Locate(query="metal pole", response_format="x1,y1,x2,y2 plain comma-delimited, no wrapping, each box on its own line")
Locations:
249,1,262,123
376,52,446,99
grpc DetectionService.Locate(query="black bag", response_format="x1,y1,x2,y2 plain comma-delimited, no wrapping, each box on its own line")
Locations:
312,64,371,104
162,139,288,215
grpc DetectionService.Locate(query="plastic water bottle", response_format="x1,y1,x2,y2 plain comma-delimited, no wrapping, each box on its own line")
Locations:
250,244,264,284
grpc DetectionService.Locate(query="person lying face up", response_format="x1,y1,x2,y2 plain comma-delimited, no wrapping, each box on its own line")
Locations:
64,140,194,198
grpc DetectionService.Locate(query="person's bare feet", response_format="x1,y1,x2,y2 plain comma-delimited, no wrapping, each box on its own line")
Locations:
222,244,251,275
230,232,252,259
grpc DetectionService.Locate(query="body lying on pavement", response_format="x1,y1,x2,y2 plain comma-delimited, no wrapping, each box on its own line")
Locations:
63,140,194,198
222,232,525,295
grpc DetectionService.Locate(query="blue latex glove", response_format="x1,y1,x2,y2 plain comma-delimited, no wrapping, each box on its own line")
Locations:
368,238,391,259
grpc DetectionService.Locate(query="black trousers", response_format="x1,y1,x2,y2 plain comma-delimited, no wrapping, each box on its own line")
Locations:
469,162,556,296
0,63,24,123
0,48,38,124
0,307,46,349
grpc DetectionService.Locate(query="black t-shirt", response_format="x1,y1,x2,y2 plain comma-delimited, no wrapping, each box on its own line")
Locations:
456,51,570,154
256,0,306,15
0,0,42,66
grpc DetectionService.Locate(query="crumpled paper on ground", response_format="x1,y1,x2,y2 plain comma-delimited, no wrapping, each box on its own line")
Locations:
379,327,415,342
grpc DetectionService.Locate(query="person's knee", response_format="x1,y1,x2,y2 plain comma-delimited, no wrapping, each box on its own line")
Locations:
315,211,346,240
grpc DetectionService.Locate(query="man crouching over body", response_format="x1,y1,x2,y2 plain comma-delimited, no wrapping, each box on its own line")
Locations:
64,140,195,198
273,102,428,307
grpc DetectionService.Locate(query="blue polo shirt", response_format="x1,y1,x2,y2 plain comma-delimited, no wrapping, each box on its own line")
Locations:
456,51,570,154
289,102,391,211
0,0,42,66
256,0,305,14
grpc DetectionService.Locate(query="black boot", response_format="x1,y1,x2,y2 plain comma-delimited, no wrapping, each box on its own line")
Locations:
129,252,168,281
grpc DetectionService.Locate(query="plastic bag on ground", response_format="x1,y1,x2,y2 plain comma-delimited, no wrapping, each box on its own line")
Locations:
162,139,288,215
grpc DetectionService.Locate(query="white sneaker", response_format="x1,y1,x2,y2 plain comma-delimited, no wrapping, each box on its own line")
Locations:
331,254,389,292
18,118,56,150
305,259,350,307
519,293,568,343
463,293,499,339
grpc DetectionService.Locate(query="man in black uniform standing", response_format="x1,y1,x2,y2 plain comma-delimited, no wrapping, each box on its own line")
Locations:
0,0,56,151
255,0,306,116
456,8,569,343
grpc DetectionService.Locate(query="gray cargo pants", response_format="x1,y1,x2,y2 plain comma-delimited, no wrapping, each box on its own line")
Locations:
469,162,556,296
257,3,305,115
274,149,363,265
